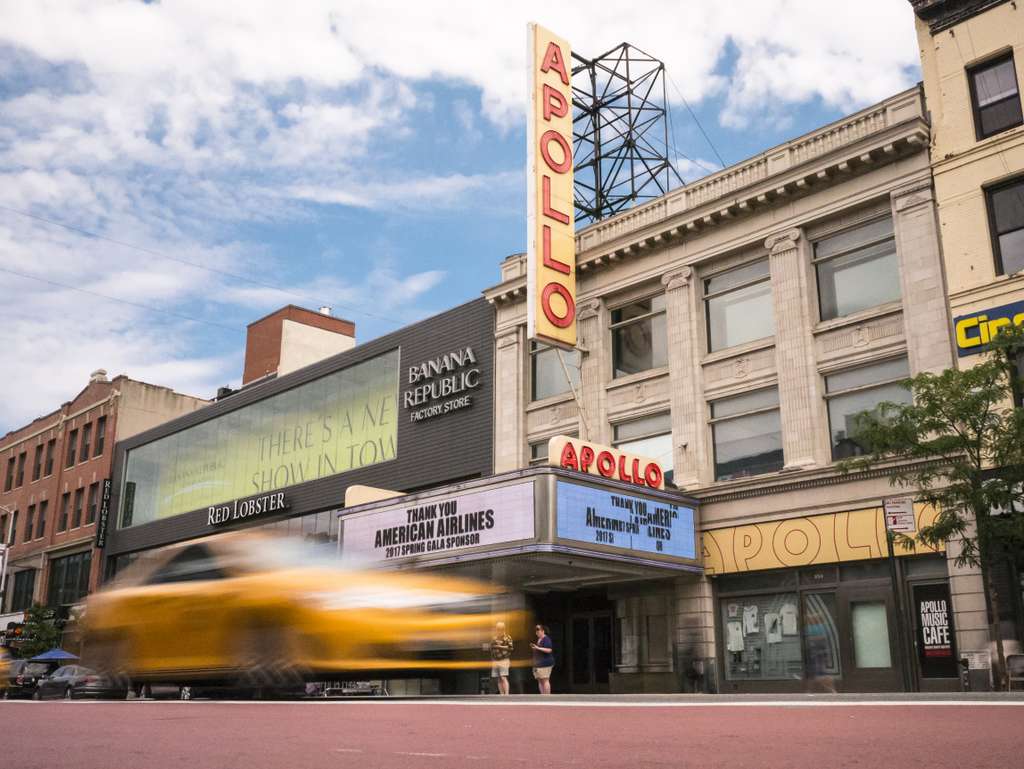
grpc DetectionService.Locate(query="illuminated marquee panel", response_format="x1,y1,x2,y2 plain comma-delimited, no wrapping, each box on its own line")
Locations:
526,22,576,350
556,481,696,559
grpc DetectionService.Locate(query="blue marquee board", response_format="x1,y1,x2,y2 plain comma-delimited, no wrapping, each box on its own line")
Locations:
555,480,696,559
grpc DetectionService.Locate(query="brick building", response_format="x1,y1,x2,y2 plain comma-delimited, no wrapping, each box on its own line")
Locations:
0,370,207,630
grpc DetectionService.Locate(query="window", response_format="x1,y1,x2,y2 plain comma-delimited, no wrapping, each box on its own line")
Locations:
10,569,36,612
987,177,1024,276
36,500,47,539
86,483,98,525
611,295,667,378
815,217,900,320
65,429,78,468
47,550,92,607
8,511,16,545
825,358,912,460
531,343,581,401
721,592,803,681
58,492,70,532
530,433,579,466
704,259,774,352
613,413,674,483
146,545,227,584
711,388,784,481
0,515,6,545
94,416,107,457
32,444,43,482
969,53,1022,141
15,451,25,487
79,423,92,462
4,457,13,492
24,504,34,542
44,439,55,477
72,488,84,528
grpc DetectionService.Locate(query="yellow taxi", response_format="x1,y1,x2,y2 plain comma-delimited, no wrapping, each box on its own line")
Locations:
81,531,529,686
0,647,9,693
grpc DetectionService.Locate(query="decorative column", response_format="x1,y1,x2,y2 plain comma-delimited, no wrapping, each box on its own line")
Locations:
662,267,703,489
766,229,826,470
890,177,955,375
576,299,606,444
493,326,524,472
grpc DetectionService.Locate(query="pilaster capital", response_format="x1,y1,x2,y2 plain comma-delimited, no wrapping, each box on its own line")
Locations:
765,228,802,254
890,177,935,212
496,327,520,350
577,299,602,322
661,266,692,291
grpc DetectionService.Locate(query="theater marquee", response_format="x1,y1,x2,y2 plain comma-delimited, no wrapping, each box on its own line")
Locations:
526,22,576,350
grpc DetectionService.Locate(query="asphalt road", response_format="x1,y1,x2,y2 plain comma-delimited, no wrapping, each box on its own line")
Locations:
4,697,1023,769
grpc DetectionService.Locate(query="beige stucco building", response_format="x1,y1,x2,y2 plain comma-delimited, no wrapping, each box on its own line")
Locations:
487,86,977,692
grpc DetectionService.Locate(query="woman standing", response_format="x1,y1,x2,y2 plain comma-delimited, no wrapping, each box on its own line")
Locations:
530,624,554,695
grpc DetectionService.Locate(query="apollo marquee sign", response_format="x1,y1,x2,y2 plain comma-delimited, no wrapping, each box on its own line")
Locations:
526,22,576,350
548,435,666,491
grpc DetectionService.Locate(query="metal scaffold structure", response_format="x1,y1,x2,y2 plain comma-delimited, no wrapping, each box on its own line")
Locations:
572,43,684,224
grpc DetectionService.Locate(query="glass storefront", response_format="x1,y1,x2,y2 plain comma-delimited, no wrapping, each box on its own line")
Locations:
120,350,399,528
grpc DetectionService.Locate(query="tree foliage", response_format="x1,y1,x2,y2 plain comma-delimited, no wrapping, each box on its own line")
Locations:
17,603,63,659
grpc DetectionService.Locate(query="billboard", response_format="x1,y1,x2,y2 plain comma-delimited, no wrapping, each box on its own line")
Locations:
526,22,576,350
555,481,696,559
953,299,1024,357
340,482,535,564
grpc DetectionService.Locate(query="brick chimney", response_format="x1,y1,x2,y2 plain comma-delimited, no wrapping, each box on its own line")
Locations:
242,305,356,386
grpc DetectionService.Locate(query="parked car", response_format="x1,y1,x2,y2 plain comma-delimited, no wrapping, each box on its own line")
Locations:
4,660,50,699
36,665,96,700
68,671,130,700
82,531,529,688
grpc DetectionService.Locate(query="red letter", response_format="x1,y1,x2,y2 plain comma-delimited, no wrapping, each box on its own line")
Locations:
560,441,578,471
542,83,568,121
644,463,663,489
540,131,572,175
579,445,595,472
596,451,616,478
542,176,570,226
541,41,570,86
542,225,570,274
541,282,575,328
631,458,642,486
617,454,632,483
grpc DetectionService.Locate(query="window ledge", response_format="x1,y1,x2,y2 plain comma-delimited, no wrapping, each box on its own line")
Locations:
526,392,576,413
701,337,775,366
812,302,902,336
606,366,669,391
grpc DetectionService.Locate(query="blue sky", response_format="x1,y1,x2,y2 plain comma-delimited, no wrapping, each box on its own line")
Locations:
0,1,922,433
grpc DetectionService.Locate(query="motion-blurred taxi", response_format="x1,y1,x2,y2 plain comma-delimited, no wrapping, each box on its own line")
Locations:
81,531,528,686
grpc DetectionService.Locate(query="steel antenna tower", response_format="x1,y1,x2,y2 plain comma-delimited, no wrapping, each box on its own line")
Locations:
572,43,684,224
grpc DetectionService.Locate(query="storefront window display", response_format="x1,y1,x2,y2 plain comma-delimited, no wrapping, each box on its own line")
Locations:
722,592,803,681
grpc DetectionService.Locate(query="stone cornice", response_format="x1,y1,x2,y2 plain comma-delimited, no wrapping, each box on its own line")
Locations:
909,0,1012,33
661,266,692,291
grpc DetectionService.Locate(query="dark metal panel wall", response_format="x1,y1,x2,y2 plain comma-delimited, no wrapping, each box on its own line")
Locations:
104,298,495,556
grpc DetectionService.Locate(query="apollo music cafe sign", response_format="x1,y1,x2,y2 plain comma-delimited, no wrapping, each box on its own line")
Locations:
526,23,576,350
548,435,665,491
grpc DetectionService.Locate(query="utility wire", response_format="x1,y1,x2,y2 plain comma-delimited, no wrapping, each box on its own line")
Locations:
0,204,404,328
665,72,727,169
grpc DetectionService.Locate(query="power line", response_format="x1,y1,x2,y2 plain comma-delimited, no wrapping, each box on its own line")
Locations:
665,72,727,169
0,204,405,328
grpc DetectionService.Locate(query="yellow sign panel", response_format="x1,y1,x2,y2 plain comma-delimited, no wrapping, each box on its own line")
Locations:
526,22,576,350
701,504,943,575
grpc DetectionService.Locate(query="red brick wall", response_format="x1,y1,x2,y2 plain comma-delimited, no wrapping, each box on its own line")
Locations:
242,305,355,385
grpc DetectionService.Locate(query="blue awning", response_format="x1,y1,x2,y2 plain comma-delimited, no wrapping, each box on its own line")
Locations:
29,648,79,662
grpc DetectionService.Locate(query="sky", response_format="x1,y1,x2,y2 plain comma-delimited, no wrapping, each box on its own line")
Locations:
0,0,923,434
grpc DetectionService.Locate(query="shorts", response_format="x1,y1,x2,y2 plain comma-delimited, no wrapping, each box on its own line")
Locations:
532,666,553,680
491,659,510,677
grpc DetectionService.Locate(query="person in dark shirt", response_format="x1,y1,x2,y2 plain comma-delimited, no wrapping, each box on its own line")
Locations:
529,624,554,694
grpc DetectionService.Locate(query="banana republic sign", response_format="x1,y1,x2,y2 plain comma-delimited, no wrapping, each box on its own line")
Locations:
402,346,482,423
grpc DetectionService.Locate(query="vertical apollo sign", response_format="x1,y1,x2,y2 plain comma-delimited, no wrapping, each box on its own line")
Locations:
527,23,576,349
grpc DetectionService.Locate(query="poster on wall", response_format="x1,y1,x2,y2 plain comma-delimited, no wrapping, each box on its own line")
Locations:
340,482,535,564
913,583,957,678
555,481,695,560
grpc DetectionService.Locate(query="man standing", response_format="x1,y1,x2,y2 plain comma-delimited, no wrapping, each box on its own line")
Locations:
529,624,554,695
489,621,514,695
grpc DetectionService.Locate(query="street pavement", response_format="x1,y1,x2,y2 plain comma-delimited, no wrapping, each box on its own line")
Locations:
4,695,1023,769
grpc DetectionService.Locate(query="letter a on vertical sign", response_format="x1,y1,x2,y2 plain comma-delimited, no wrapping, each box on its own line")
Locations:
526,23,576,350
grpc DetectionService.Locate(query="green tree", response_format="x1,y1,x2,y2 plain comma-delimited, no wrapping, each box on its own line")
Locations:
17,603,62,660
843,326,1024,690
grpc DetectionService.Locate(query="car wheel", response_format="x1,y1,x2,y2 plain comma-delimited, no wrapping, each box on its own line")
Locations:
32,690,41,701
236,623,306,690
64,686,73,700
179,686,192,701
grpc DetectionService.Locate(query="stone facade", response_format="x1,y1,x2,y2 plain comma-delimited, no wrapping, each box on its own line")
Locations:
487,86,959,689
